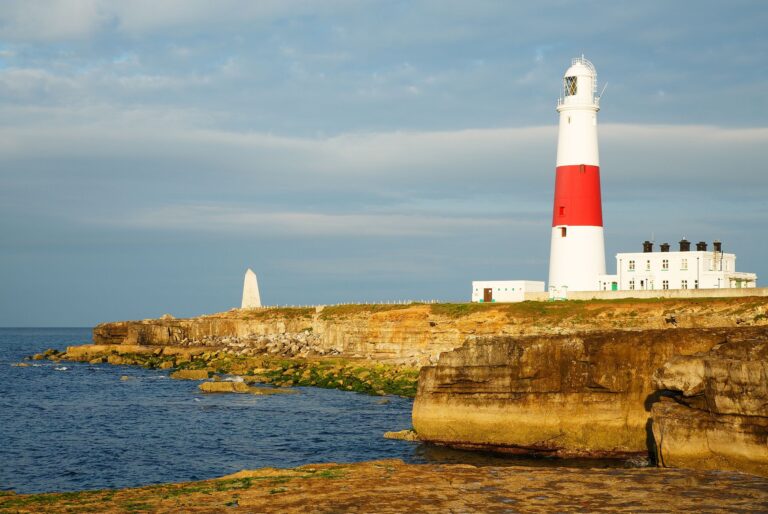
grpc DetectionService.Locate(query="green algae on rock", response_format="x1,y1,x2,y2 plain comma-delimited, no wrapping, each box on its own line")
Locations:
40,345,419,397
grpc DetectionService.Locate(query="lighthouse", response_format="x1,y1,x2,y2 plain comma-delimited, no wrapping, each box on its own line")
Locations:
548,56,606,293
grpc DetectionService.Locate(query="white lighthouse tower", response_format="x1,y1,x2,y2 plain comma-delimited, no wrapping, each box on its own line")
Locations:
548,56,606,293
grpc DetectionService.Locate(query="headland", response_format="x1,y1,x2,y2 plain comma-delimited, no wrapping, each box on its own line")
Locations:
22,294,768,509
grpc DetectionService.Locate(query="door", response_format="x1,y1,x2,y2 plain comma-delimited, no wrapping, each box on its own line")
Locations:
483,288,493,302
611,282,618,291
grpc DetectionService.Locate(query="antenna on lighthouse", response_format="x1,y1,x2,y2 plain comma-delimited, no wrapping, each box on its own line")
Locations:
598,82,608,99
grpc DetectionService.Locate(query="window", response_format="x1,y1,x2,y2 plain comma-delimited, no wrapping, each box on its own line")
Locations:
681,258,688,270
628,260,635,271
681,280,688,289
662,259,669,270
694,280,699,289
559,206,565,216
646,260,651,271
564,76,577,96
561,227,567,237
629,280,635,290
662,280,669,290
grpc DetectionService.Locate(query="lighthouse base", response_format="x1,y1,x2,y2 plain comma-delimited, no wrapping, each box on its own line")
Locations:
548,225,606,292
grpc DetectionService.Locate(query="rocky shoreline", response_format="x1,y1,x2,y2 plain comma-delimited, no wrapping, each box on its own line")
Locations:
2,459,767,513
22,296,768,503
34,344,419,397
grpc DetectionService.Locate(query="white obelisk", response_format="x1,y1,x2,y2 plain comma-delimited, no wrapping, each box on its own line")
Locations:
241,268,261,308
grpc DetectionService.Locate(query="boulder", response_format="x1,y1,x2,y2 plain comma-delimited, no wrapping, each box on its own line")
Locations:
199,381,251,393
384,430,419,441
170,369,210,380
198,381,297,395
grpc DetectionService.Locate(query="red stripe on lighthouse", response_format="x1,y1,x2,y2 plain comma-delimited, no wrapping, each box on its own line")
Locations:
552,164,603,227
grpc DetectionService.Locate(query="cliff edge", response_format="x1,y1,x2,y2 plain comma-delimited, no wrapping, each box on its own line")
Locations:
92,297,768,365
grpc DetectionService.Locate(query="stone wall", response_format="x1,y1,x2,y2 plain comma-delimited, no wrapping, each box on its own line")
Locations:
525,287,768,302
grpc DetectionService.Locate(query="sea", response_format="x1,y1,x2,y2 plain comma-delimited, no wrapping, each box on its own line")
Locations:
0,327,635,494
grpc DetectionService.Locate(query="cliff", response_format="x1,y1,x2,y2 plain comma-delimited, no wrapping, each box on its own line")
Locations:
652,332,768,475
92,297,768,365
413,325,768,475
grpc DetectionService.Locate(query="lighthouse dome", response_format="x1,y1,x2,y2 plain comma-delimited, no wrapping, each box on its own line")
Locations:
563,57,596,79
558,55,598,108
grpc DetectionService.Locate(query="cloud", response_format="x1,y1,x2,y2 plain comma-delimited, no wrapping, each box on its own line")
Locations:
0,1,766,325
0,0,358,40
0,0,106,40
101,205,521,237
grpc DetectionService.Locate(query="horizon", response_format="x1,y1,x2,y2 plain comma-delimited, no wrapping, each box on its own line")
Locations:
1,1,766,326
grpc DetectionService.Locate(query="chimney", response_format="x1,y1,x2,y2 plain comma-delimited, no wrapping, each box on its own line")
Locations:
679,238,690,252
713,240,722,252
696,241,707,251
660,243,670,252
642,241,653,253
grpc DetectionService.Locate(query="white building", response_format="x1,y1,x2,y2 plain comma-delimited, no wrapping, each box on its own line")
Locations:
471,281,545,303
597,240,757,292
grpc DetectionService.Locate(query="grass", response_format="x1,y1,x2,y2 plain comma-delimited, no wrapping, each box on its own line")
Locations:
429,303,500,318
318,303,416,319
237,307,315,320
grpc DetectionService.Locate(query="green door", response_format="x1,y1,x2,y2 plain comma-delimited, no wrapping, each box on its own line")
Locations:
611,282,618,291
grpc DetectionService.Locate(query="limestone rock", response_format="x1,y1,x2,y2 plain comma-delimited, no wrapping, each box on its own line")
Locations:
170,369,210,380
198,381,297,395
241,268,262,309
199,381,251,393
384,429,419,441
14,458,768,513
652,398,768,476
91,297,768,366
412,327,766,457
651,333,768,476
653,355,707,396
654,337,768,418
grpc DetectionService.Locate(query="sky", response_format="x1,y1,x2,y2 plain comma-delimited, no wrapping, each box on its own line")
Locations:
1,0,766,326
